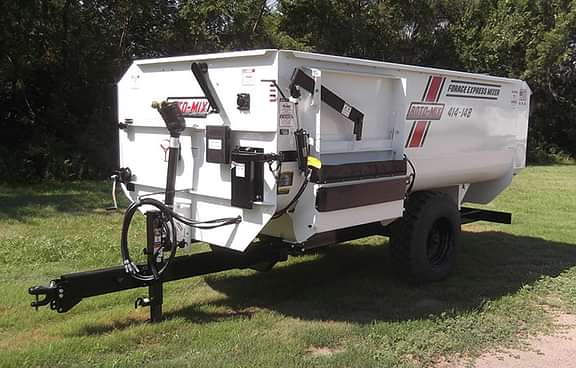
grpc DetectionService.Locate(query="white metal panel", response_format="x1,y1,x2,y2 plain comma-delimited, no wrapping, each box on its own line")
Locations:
118,49,530,251
118,51,280,251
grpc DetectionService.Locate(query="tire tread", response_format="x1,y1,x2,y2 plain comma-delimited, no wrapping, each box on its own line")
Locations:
390,191,458,281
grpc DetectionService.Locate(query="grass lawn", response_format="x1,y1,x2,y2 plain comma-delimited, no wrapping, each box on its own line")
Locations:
1,164,575,367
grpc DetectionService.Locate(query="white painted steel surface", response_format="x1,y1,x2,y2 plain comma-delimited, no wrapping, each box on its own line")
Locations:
117,50,530,251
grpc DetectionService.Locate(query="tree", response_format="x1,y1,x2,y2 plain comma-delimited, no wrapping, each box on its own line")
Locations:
0,0,178,181
1,0,574,183
451,0,576,159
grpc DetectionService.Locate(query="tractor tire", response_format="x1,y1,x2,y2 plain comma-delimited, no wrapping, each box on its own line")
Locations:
390,191,460,282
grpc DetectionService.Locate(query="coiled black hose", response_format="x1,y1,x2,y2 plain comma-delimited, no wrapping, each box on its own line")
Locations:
120,197,241,281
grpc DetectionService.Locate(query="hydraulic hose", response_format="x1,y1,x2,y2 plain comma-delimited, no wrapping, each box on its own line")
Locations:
272,174,309,219
120,197,241,281
404,154,416,195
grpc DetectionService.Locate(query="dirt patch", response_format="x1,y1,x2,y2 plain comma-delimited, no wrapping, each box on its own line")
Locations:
438,312,576,367
0,328,57,351
473,312,576,368
305,346,345,357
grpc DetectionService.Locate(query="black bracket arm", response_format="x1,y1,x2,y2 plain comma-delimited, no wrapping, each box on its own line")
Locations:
289,68,364,140
231,150,279,163
191,62,221,114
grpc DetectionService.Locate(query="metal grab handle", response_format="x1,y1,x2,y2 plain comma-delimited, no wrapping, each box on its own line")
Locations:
106,175,119,211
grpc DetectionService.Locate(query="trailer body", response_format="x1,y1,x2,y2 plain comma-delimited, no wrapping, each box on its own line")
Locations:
117,50,530,252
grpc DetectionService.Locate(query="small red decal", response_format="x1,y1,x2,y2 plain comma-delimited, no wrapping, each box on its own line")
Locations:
406,102,445,121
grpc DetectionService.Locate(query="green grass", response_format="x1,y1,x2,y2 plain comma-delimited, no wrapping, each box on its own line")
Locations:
1,165,575,367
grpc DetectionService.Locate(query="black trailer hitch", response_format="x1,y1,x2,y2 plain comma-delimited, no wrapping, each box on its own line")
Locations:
29,281,81,313
29,283,58,310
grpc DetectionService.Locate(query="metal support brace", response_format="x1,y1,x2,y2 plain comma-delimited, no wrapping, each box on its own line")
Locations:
289,68,365,140
460,207,512,225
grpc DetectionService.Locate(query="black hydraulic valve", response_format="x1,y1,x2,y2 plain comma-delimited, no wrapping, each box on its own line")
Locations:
151,101,186,137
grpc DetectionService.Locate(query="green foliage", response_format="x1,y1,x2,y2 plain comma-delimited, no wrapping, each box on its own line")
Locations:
0,0,178,182
278,0,463,66
451,0,576,160
1,0,575,182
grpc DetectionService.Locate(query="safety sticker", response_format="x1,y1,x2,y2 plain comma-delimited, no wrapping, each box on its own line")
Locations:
233,162,245,178
511,90,519,105
241,68,256,86
279,102,296,127
341,103,352,118
519,89,528,106
307,156,322,169
130,73,141,89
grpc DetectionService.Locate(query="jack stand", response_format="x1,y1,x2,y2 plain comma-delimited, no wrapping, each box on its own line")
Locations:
148,280,163,323
143,211,165,322
134,280,163,322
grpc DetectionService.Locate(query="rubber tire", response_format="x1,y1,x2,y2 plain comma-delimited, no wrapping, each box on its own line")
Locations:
390,191,460,282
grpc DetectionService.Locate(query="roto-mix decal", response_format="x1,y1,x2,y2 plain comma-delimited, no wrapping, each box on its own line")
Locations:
166,97,212,117
405,76,446,148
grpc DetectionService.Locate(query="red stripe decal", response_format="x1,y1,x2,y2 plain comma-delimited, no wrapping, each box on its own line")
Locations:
421,77,432,100
408,121,428,148
425,76,444,102
420,122,431,147
405,122,417,147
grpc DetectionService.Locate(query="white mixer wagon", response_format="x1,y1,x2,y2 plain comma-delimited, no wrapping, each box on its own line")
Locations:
30,50,530,321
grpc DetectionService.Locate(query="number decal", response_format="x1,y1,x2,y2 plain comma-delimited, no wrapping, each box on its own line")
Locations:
447,106,473,119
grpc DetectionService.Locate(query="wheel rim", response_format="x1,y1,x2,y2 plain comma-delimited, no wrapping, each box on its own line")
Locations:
426,218,453,266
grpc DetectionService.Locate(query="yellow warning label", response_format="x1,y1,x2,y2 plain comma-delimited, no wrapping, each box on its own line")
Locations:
307,156,322,169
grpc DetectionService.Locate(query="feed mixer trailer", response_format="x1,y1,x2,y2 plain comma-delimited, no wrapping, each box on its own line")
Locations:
29,50,530,321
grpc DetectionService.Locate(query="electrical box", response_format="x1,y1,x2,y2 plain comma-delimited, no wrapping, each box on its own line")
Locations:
205,125,231,164
230,147,264,209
